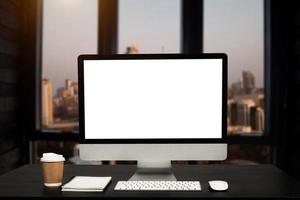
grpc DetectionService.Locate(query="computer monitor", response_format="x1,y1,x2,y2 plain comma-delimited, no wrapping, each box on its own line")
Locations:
78,54,227,181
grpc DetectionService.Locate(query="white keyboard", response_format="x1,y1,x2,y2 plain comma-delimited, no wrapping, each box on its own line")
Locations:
114,181,201,191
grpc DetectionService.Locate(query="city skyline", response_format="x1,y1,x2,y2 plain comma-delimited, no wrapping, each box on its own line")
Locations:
42,69,264,96
46,69,263,98
42,69,264,135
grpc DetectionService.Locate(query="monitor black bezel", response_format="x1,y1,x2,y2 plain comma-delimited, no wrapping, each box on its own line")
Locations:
78,54,227,144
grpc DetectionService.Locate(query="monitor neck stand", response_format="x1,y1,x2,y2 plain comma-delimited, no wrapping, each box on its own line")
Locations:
128,160,177,181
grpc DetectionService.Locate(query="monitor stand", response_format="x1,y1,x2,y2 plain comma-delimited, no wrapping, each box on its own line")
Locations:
128,160,177,181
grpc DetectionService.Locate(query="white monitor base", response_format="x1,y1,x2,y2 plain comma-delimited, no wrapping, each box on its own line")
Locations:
128,161,177,181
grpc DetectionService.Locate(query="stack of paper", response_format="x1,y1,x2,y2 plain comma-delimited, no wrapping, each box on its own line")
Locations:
61,176,112,192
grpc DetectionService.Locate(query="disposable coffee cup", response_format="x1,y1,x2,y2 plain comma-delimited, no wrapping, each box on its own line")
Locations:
40,153,65,187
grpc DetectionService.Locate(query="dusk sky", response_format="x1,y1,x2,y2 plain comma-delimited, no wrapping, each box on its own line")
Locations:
204,0,264,87
43,0,264,94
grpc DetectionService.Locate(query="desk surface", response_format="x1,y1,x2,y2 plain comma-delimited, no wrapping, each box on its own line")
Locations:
0,164,300,199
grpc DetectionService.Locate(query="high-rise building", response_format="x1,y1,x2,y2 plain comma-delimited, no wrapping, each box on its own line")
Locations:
65,79,75,97
235,99,255,126
126,45,139,54
231,80,242,96
57,87,66,98
42,78,53,126
250,106,264,131
237,103,249,126
66,79,73,89
250,106,257,130
229,102,238,126
71,82,78,95
242,70,255,94
255,107,264,131
53,79,79,121
227,99,234,124
257,94,264,109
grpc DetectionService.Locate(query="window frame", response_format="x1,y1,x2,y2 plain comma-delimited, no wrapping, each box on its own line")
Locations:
24,0,272,145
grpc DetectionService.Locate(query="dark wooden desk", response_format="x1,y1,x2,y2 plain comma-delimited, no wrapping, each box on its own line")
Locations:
0,164,299,199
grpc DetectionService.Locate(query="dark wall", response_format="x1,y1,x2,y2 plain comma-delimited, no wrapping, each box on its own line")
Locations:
285,1,300,179
0,0,25,174
272,1,300,179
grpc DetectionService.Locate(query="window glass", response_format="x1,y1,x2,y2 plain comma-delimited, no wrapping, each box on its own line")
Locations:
118,0,180,53
204,0,265,136
42,0,98,132
37,0,268,165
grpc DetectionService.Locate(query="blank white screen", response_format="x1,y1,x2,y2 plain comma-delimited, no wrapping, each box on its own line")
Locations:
84,59,223,139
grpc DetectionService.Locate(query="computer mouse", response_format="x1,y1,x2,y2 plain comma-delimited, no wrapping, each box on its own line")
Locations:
208,180,228,191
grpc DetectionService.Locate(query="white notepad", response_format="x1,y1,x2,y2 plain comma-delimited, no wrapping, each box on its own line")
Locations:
61,176,112,192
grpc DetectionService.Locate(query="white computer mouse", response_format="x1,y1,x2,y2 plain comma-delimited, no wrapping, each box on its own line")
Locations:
208,180,228,191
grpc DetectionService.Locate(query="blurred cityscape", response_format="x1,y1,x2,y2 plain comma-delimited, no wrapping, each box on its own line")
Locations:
41,46,139,132
38,1,265,164
228,70,264,135
42,78,79,132
42,69,264,135
42,44,263,136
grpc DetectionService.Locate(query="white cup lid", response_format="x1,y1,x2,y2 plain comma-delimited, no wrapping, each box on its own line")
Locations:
40,153,65,162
